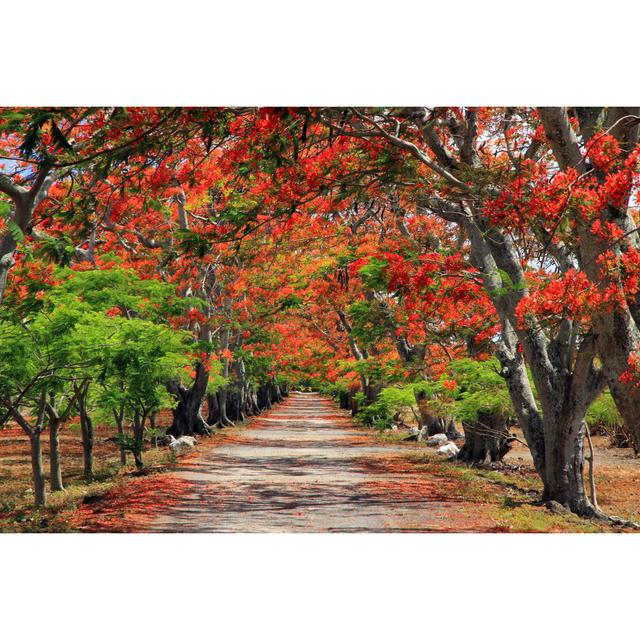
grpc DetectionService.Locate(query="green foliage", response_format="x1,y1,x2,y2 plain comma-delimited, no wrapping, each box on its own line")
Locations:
47,266,192,320
585,391,632,447
586,391,622,430
174,229,211,259
350,357,513,432
356,385,418,430
34,233,77,266
343,357,399,385
0,200,11,219
279,294,304,310
348,300,388,348
494,268,527,298
92,315,192,421
444,357,513,424
356,256,389,290
7,220,24,244
0,267,194,435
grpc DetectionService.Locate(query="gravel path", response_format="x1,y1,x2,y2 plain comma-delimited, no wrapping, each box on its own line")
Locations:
150,392,495,532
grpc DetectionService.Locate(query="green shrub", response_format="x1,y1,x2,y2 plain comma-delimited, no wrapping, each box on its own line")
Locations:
586,391,632,448
355,385,418,430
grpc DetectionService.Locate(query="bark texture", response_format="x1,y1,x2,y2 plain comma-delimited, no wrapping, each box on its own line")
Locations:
457,412,511,464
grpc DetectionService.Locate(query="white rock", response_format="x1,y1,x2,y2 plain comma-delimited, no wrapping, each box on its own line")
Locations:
427,433,449,447
168,435,197,452
437,442,460,456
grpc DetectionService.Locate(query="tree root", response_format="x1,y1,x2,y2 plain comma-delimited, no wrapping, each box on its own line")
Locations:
545,500,640,530
212,417,235,430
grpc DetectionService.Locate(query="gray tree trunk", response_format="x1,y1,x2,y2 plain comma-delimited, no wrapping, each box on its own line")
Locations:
0,168,53,306
80,412,94,481
132,412,145,469
114,407,127,466
217,386,234,426
343,107,606,515
29,432,47,507
167,359,211,436
541,412,592,513
458,412,511,464
78,388,94,481
539,106,640,455
48,416,64,492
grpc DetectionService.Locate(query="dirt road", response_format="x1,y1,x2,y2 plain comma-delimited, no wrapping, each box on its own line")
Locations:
149,392,496,532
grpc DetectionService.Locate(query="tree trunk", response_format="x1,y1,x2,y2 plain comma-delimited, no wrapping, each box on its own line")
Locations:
235,357,250,420
349,388,359,416
258,384,272,411
79,397,94,481
206,392,220,425
215,327,234,427
48,416,64,492
541,413,593,514
132,412,145,469
217,387,234,427
0,242,16,308
226,389,244,423
242,386,255,417
167,360,210,437
413,389,455,438
114,408,127,466
592,309,640,454
457,411,511,464
29,431,47,507
248,388,261,415
364,381,381,405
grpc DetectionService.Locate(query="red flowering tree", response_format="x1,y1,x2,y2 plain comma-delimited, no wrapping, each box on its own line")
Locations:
308,107,640,518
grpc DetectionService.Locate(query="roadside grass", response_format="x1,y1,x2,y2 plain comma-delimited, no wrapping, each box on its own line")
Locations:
1,415,254,533
0,398,267,531
393,450,608,533
377,430,420,445
0,447,176,533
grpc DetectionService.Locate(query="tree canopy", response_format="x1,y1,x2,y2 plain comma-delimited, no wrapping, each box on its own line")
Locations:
2,106,640,518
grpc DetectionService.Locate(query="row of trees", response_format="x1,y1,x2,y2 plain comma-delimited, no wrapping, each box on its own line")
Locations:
2,107,640,520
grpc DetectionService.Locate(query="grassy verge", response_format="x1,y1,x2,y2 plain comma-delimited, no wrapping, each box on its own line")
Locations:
0,447,176,533
359,419,618,532
407,452,607,532
0,418,251,533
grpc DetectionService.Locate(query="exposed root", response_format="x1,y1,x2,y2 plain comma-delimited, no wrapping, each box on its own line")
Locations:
590,510,640,530
546,500,640,530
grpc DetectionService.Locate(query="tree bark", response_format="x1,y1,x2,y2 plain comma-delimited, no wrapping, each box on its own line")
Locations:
29,431,47,507
114,407,127,466
206,392,220,426
48,415,64,492
167,360,211,436
457,412,511,464
217,386,234,427
258,384,272,411
248,388,261,415
0,168,53,306
77,387,94,481
214,327,235,427
132,411,145,469
541,413,592,513
413,388,456,438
